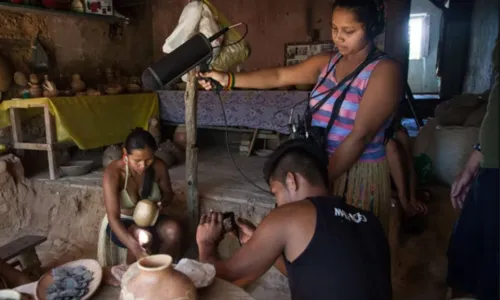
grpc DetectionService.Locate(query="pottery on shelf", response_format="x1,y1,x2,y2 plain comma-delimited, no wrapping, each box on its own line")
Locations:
71,0,84,12
71,73,86,92
133,200,159,228
120,255,197,300
29,73,39,85
105,84,123,95
102,145,122,167
13,72,28,87
29,84,43,98
127,83,141,93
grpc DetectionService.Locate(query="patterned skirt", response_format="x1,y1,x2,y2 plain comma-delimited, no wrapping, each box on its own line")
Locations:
330,158,392,233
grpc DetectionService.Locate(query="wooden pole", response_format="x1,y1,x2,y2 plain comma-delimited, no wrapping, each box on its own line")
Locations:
184,31,200,236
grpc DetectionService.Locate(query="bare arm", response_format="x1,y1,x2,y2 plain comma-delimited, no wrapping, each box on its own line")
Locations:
274,255,288,276
328,59,403,179
155,159,174,206
103,165,143,254
199,211,288,283
200,53,330,90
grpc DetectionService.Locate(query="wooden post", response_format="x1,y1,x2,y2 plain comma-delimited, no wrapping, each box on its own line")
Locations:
184,38,199,235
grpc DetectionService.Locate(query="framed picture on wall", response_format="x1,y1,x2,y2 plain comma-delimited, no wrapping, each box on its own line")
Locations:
284,41,336,66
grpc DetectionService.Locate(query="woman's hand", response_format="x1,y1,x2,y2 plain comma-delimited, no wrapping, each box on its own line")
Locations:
234,217,256,245
198,71,228,90
131,244,149,260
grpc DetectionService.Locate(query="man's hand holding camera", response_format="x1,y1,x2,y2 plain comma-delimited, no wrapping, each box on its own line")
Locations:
196,211,257,262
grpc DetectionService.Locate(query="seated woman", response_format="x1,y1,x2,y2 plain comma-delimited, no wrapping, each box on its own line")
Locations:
103,128,183,264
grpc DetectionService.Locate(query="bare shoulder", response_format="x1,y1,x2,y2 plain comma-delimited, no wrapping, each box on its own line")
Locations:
103,160,120,183
153,158,168,175
266,200,316,226
372,58,402,78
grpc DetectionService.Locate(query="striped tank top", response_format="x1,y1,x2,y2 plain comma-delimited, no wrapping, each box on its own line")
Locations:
310,53,392,162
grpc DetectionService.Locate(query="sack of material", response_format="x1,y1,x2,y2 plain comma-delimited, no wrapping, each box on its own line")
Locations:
428,126,479,186
203,0,250,72
162,0,250,82
162,1,223,83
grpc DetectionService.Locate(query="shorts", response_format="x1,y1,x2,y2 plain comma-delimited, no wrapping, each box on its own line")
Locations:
446,168,499,299
105,214,168,249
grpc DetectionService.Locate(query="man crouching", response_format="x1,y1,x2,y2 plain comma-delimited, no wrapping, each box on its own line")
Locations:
196,139,393,300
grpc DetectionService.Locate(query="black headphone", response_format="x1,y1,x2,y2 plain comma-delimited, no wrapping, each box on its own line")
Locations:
370,0,386,38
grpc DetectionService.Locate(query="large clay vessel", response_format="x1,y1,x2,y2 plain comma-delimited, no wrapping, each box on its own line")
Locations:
120,254,197,300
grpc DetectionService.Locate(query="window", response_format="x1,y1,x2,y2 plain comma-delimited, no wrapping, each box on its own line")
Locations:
409,13,430,60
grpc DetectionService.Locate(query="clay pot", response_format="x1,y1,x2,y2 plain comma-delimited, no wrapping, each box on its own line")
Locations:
133,200,159,227
71,0,84,12
71,73,86,92
43,90,58,97
102,145,122,167
127,83,141,93
29,73,39,85
29,84,43,98
173,125,187,150
155,148,177,168
13,72,28,87
105,84,123,95
120,255,197,300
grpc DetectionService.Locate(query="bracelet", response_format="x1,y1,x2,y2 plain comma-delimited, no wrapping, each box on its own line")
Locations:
473,143,481,152
226,72,235,90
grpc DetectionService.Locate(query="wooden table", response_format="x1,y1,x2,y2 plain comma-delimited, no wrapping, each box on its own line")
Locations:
93,278,256,300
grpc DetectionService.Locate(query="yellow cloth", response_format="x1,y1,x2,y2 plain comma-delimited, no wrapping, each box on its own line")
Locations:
0,93,159,149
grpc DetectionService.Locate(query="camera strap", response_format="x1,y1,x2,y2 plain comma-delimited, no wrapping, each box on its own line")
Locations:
307,47,379,119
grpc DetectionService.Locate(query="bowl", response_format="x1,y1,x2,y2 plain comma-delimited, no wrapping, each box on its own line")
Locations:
59,160,93,177
133,200,159,227
35,259,102,300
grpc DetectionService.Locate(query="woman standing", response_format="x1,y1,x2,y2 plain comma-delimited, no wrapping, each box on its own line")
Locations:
102,128,183,263
199,0,402,233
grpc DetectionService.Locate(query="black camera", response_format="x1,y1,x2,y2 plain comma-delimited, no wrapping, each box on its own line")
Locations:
287,107,327,151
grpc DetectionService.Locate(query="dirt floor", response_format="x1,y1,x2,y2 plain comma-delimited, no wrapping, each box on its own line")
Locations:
0,148,458,300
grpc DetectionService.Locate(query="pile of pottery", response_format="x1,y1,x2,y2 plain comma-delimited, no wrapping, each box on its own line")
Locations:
5,67,144,100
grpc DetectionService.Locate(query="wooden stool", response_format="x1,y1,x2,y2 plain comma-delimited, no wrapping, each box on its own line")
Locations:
0,235,47,278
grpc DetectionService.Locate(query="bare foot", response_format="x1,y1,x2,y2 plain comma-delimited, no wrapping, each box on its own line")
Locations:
102,266,120,287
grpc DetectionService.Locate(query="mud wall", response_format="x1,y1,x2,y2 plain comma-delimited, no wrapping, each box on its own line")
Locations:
0,5,153,88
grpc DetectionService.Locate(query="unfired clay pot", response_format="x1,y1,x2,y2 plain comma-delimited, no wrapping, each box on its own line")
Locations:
71,73,86,92
102,145,122,167
120,255,197,300
29,84,43,98
173,125,187,150
133,200,159,227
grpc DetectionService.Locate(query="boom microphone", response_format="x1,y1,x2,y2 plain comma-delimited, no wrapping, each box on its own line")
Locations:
141,27,230,90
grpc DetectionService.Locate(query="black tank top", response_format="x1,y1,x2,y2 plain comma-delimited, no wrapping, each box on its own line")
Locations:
284,196,392,300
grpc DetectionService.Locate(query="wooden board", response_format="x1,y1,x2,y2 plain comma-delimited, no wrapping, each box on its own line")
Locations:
0,235,47,261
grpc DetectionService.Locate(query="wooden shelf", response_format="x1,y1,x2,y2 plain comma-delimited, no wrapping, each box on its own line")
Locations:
0,2,129,24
